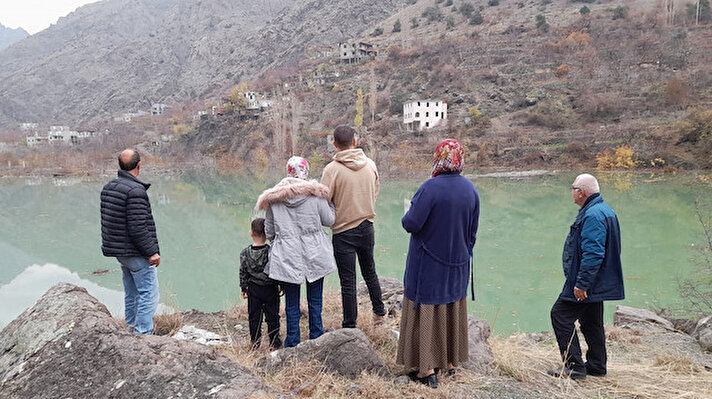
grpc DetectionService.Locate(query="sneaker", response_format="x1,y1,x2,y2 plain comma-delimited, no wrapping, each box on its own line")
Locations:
547,366,587,381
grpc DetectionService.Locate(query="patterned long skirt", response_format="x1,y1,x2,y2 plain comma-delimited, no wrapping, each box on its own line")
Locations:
396,296,469,371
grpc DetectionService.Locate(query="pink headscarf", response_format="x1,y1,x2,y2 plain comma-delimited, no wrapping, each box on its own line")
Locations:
431,139,464,177
286,156,310,180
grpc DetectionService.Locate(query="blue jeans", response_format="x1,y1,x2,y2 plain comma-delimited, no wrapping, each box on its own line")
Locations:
283,278,324,348
117,257,159,335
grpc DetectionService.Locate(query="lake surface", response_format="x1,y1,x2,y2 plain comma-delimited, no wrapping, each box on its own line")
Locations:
0,171,708,335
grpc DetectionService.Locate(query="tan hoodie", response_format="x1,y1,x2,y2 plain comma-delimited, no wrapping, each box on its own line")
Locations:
321,148,379,234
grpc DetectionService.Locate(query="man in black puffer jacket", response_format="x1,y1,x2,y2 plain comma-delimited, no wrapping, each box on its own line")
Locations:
101,149,161,335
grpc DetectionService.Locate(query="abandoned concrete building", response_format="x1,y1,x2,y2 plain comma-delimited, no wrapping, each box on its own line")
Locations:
403,100,448,131
338,42,378,64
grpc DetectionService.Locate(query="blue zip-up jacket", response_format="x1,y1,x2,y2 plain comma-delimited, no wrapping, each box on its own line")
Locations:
560,193,624,302
402,173,479,305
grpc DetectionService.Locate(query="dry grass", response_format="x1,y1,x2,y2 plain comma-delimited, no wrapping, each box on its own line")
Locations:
489,327,712,399
152,312,184,336
157,290,712,398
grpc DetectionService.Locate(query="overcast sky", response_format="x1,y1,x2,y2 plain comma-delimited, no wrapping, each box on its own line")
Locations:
0,0,100,34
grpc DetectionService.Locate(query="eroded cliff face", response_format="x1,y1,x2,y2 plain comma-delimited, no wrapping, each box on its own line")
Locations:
0,0,409,128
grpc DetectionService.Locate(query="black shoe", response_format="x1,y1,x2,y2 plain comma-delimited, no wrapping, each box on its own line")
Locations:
585,367,606,377
417,373,438,388
407,371,439,388
547,366,587,381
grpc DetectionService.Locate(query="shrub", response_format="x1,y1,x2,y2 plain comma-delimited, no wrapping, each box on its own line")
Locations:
422,6,444,23
525,100,573,129
612,5,628,20
488,0,499,6
580,5,590,15
470,10,484,25
596,145,637,170
555,64,570,77
445,0,453,5
410,17,419,28
535,14,549,33
674,109,712,144
580,92,623,120
370,27,383,37
392,19,401,32
665,78,690,108
459,2,475,17
447,16,455,28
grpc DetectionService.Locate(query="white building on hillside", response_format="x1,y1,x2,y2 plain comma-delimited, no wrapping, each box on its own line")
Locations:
403,100,448,130
242,92,273,110
151,103,166,115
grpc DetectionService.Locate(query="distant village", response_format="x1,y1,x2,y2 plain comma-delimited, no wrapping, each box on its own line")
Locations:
19,40,449,149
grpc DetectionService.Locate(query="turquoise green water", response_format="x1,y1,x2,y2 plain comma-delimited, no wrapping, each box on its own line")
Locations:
0,172,708,334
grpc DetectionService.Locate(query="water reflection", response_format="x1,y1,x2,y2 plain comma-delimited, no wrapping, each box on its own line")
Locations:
0,264,172,330
0,173,707,335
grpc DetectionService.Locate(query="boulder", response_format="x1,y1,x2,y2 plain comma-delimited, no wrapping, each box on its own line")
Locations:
613,305,675,330
462,316,495,372
0,283,272,399
358,276,404,317
693,315,712,351
256,328,388,378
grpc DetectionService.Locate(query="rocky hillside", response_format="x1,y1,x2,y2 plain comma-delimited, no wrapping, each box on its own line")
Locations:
0,23,28,52
0,0,410,129
180,0,712,172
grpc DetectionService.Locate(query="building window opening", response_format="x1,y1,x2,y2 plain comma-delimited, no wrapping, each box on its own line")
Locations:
415,112,420,117
425,122,430,127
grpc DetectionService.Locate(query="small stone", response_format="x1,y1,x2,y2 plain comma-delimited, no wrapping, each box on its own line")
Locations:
394,375,411,385
207,384,225,395
114,380,126,390
65,341,71,349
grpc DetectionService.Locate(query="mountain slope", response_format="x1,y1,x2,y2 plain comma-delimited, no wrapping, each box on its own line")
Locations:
0,0,409,128
0,23,28,52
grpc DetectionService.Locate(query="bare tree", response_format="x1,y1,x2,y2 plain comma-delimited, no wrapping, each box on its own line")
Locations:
271,89,288,157
290,96,301,156
369,63,377,124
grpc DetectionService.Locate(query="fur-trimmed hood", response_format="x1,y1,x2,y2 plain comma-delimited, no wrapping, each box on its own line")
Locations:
256,177,331,211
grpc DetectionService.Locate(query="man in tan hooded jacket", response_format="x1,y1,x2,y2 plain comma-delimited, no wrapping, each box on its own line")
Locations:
321,125,385,328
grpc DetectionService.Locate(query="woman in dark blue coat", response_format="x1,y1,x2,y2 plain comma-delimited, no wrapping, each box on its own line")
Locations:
396,139,480,388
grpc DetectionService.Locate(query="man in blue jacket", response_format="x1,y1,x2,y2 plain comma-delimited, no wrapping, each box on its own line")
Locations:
100,149,161,335
548,173,624,381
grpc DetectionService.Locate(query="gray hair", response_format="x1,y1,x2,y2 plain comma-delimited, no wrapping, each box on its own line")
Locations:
573,173,600,195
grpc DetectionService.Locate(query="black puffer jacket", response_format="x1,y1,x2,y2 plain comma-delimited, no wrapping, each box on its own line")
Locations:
100,170,160,258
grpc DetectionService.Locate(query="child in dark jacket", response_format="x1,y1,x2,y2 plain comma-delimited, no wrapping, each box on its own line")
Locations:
239,218,282,349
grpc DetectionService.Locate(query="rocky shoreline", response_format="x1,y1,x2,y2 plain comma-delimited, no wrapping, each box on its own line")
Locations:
1,280,711,398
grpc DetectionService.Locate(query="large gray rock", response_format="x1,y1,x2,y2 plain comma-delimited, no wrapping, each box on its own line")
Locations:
462,316,495,372
256,328,388,378
693,315,712,351
613,305,675,330
358,276,404,317
0,283,272,399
